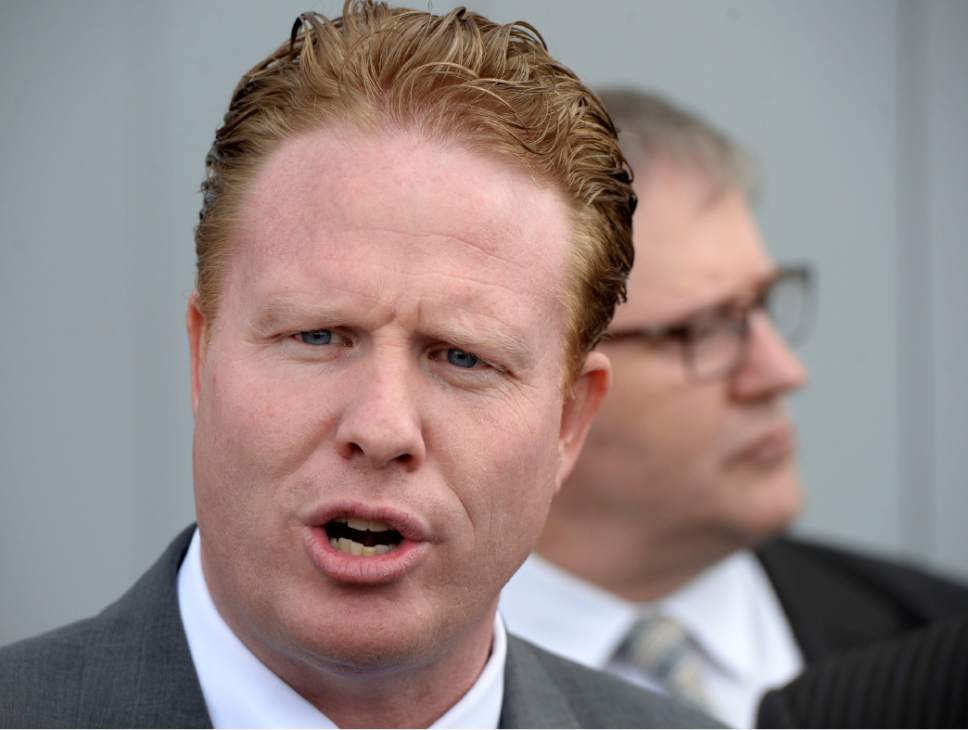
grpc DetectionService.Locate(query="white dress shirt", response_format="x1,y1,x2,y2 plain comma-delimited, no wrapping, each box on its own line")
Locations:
500,552,803,728
178,529,506,728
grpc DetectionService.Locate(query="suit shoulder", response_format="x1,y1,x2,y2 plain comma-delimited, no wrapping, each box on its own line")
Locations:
0,526,202,729
0,617,97,727
757,612,968,728
759,535,968,619
506,636,722,728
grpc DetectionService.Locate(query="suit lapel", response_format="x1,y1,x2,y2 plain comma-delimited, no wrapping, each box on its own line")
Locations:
76,525,211,728
500,635,580,729
756,537,907,661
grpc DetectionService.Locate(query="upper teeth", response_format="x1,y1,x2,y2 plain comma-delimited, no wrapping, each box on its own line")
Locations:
335,517,392,532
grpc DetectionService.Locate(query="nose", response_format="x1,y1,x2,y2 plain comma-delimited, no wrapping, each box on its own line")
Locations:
334,357,426,471
730,310,807,400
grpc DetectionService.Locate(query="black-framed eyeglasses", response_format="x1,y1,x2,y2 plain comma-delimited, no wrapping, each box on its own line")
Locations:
604,264,815,381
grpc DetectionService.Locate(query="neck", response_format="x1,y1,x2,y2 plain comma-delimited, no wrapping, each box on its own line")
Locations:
536,505,737,603
224,600,496,728
287,629,493,729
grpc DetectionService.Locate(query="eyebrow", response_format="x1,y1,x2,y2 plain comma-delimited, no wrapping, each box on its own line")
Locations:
666,268,778,327
248,295,536,370
429,321,534,371
247,296,345,335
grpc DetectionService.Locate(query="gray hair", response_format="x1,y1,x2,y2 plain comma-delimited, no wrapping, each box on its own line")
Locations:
596,87,758,201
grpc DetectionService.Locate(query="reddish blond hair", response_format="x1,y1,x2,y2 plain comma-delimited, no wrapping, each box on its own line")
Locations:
196,1,634,383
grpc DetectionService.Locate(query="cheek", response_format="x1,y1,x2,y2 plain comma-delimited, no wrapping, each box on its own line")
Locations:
194,358,336,516
607,369,726,453
652,396,723,459
581,384,728,509
445,396,562,562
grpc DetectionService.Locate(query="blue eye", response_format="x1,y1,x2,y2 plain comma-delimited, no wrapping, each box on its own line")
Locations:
298,330,332,346
446,348,479,369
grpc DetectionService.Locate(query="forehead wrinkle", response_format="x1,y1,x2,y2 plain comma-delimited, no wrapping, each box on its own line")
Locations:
287,224,562,316
242,244,549,319
238,261,392,330
241,217,558,295
244,262,542,330
406,268,541,305
339,224,543,274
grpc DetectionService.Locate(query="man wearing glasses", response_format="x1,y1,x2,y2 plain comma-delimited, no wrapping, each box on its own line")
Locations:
500,89,968,728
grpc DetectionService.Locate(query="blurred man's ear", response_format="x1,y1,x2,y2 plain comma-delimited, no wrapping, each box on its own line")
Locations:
556,350,611,489
186,292,208,416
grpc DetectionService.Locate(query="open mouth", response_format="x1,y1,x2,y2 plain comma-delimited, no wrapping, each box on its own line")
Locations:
324,517,404,557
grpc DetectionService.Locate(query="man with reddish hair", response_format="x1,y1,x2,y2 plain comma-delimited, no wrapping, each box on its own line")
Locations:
0,4,715,728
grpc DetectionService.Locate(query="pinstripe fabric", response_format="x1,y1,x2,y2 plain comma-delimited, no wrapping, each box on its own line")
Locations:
757,537,968,662
757,613,968,728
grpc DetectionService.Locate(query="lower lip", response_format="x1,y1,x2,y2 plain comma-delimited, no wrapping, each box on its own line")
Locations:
302,526,430,585
733,428,795,467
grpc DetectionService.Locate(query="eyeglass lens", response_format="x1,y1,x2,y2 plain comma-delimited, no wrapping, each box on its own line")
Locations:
765,269,812,346
688,267,813,381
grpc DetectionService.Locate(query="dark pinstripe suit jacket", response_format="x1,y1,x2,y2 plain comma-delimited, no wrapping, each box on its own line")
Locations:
756,536,968,661
0,526,718,729
756,612,968,728
753,538,968,728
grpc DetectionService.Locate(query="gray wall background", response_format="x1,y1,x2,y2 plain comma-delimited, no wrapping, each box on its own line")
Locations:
2,0,966,646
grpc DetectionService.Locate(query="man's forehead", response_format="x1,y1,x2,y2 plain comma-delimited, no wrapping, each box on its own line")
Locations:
241,125,572,274
616,175,773,325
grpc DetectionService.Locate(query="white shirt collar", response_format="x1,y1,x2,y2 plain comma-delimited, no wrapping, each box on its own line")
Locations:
660,550,784,681
178,528,505,729
499,552,640,668
500,551,802,728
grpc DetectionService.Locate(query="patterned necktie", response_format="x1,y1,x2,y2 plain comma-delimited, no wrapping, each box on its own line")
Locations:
616,614,710,711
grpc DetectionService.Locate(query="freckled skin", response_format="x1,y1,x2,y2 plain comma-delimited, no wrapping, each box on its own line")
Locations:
540,162,807,601
187,127,609,725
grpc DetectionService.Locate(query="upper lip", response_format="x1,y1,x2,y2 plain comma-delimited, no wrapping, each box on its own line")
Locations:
303,500,432,542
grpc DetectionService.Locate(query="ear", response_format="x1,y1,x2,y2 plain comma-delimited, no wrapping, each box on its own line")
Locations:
556,350,611,490
186,291,208,416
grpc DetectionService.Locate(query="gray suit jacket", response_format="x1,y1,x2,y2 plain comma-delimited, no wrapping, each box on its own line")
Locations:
0,526,716,729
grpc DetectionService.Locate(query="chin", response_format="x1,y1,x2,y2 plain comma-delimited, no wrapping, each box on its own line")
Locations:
275,608,439,675
729,465,803,547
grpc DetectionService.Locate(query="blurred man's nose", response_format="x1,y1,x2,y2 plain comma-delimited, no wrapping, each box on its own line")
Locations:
334,355,426,471
730,310,807,400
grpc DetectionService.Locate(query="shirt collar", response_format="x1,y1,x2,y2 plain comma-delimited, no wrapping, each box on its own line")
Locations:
658,550,776,681
499,553,640,667
501,550,780,682
178,528,505,729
